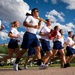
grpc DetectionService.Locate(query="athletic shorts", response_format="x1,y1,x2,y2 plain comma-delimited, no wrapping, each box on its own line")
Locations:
53,41,63,50
66,46,75,56
21,32,40,49
41,39,51,52
8,39,19,49
28,47,35,56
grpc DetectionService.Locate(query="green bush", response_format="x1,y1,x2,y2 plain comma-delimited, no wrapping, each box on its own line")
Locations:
0,46,8,54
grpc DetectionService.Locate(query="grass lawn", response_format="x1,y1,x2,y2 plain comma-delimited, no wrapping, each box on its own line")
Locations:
0,63,75,68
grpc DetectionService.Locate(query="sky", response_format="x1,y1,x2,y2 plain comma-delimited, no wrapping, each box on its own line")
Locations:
0,0,75,44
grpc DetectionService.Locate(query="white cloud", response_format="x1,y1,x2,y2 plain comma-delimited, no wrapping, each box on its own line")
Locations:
45,9,75,34
66,22,75,28
0,0,30,42
0,31,8,40
61,0,75,10
0,0,30,25
51,0,75,10
51,0,58,4
45,10,65,23
2,20,10,28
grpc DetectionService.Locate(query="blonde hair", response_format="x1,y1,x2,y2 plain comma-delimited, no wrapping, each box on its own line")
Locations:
11,21,17,28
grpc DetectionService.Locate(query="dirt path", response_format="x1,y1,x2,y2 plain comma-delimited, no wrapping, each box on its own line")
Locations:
0,67,75,75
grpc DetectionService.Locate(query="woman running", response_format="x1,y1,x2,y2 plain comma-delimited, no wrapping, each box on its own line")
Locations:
0,21,21,70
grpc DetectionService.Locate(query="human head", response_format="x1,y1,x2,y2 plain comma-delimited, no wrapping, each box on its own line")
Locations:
68,31,73,38
11,21,19,28
45,19,51,26
31,8,39,18
59,29,63,35
54,26,60,31
72,35,75,41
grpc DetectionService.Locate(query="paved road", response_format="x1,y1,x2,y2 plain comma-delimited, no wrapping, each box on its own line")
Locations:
0,67,75,75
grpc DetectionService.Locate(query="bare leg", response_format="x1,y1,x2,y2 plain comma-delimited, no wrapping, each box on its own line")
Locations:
14,48,20,57
30,54,37,63
66,56,69,62
42,51,53,64
0,48,14,62
34,46,42,66
51,50,58,59
66,54,75,63
14,48,22,70
24,56,31,66
15,49,27,65
16,49,27,58
34,46,41,59
59,49,66,66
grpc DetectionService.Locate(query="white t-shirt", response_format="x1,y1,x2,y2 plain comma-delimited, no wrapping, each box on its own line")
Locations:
59,36,64,46
40,25,51,41
10,28,19,40
65,37,73,46
65,37,75,49
24,16,39,34
54,31,62,42
71,40,75,49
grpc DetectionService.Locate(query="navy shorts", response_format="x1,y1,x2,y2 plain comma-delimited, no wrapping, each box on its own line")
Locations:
8,39,19,49
41,39,51,52
28,47,35,56
21,32,40,49
66,46,75,56
53,41,63,50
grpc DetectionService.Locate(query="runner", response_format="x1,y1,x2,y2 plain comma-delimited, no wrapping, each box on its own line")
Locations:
39,19,53,69
51,26,66,68
0,21,21,70
13,8,46,71
64,31,75,67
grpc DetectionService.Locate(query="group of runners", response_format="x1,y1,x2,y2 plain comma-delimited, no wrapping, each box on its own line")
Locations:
0,8,75,71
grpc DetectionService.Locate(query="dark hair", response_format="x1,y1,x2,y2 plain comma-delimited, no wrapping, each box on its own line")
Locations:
54,26,58,30
11,21,17,24
11,21,17,27
68,31,72,35
32,8,38,12
31,8,38,15
45,19,49,21
59,29,63,35
72,35,75,38
26,13,31,16
59,29,62,32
